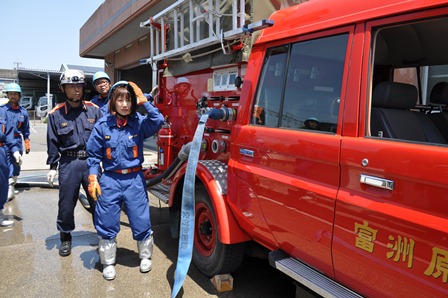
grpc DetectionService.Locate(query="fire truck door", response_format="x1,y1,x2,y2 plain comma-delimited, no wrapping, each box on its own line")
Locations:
333,15,448,297
231,32,349,275
233,126,340,274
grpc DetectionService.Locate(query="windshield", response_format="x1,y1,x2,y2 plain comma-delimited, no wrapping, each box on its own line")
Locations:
38,98,48,106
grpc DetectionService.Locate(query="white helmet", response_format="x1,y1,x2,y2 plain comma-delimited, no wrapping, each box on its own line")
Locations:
175,77,190,86
60,69,85,85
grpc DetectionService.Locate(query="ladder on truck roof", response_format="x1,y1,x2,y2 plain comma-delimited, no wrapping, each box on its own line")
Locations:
140,0,272,64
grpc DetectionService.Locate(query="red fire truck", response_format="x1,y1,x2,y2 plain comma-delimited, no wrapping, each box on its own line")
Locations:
142,0,448,296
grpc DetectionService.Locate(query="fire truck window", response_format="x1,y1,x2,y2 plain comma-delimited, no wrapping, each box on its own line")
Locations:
281,34,348,132
370,17,448,145
252,46,289,126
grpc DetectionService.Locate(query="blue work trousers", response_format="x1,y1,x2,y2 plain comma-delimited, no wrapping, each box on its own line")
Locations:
94,171,151,241
57,155,96,233
8,137,22,177
0,147,9,209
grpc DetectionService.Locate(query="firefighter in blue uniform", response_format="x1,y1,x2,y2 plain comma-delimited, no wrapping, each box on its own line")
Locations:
3,83,30,201
0,107,20,227
46,69,102,257
91,71,112,115
87,81,163,280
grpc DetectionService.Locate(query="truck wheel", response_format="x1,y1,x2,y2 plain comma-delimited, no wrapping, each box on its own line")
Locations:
193,184,245,277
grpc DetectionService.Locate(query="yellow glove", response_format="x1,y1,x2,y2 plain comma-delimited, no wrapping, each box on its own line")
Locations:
128,81,147,105
25,139,31,154
88,174,101,201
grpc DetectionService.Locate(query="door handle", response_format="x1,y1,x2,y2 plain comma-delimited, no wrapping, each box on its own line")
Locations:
240,148,254,158
360,174,394,190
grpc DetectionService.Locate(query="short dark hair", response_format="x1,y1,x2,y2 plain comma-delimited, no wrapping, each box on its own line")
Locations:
108,85,137,115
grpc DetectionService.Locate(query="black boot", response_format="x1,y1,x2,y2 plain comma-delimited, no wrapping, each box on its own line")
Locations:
59,232,72,257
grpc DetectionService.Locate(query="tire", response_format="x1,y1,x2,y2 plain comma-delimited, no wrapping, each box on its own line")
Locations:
192,184,245,277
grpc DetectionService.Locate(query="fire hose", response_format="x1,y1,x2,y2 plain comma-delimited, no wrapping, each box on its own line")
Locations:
144,106,234,297
171,113,209,298
145,143,191,188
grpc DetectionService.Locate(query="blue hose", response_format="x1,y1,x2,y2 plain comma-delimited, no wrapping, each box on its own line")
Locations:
171,113,209,298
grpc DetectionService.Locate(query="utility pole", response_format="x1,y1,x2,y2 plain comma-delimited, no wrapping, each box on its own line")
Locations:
47,72,52,110
13,61,22,70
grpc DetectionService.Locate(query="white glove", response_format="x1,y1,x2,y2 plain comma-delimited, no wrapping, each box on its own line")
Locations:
13,151,22,166
47,170,57,187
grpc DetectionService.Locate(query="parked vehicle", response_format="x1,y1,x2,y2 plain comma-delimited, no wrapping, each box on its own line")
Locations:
142,0,448,296
21,96,33,110
0,98,8,106
36,94,55,118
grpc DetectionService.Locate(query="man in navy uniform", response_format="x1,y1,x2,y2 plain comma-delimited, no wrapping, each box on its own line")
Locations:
46,69,102,257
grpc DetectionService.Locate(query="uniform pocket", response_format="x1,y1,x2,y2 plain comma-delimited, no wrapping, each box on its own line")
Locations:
57,125,75,147
84,122,95,131
126,138,139,159
105,140,118,160
17,115,25,129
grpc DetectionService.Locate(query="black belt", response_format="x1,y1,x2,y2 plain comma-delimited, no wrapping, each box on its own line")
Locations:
63,150,88,159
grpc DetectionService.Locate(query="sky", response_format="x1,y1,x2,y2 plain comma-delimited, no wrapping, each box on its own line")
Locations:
1,1,105,71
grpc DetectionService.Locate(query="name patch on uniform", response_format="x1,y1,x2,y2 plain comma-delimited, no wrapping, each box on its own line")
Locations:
87,118,95,123
105,135,111,140
129,134,138,139
61,122,68,127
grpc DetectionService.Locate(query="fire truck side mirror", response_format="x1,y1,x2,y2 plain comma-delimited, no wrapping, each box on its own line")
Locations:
235,76,243,88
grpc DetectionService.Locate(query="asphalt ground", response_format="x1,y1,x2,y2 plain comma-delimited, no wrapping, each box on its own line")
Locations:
0,123,302,298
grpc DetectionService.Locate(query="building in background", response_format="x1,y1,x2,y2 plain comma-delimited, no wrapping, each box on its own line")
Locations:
0,69,17,98
0,65,103,109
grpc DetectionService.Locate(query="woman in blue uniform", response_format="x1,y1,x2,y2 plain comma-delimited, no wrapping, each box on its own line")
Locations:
0,107,20,227
87,81,163,280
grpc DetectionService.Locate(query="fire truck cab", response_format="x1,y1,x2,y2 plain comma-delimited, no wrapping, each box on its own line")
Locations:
145,0,448,296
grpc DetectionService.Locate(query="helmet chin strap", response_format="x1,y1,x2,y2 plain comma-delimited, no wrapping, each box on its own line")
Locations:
115,111,129,118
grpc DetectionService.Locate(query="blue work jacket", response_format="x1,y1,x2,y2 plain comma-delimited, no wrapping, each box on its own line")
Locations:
0,108,19,153
87,101,164,175
2,103,30,141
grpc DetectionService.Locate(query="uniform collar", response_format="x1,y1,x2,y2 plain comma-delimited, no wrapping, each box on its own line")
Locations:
106,113,135,128
6,102,19,110
65,100,87,113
